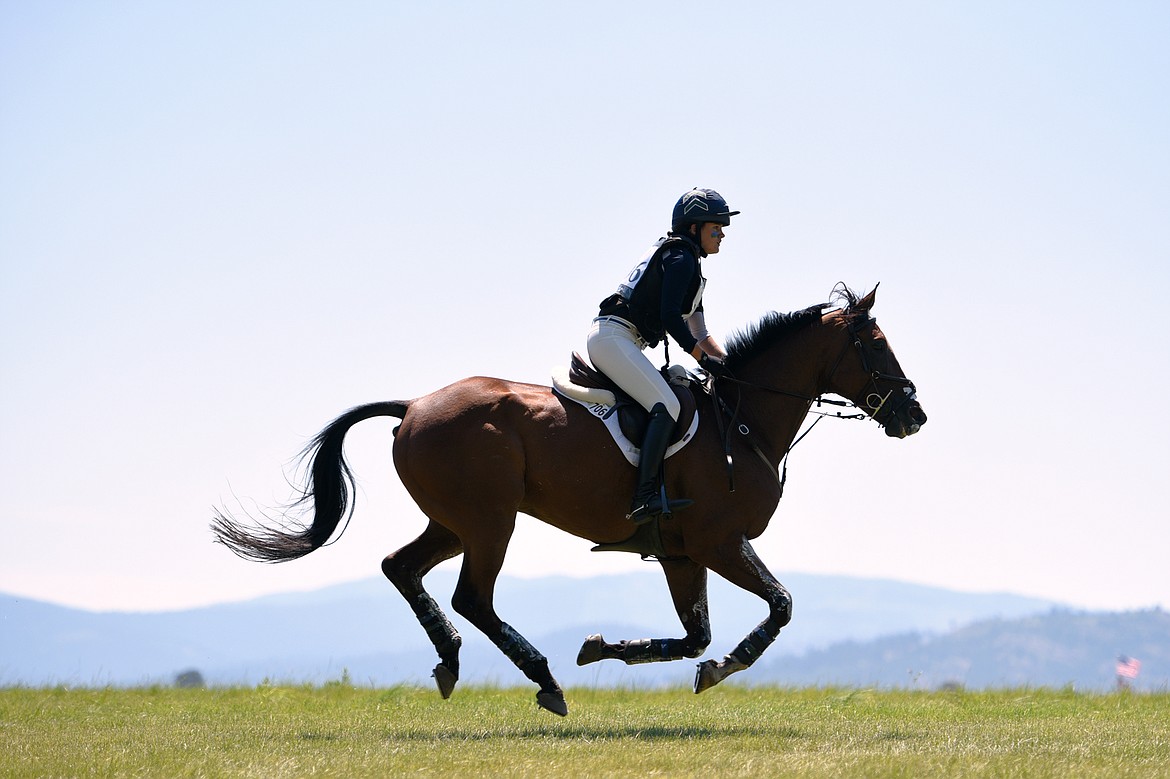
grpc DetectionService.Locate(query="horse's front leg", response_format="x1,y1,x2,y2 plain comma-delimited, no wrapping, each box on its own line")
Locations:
577,558,712,666
693,535,792,693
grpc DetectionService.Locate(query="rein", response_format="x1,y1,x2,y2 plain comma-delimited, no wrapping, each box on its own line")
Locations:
707,329,865,495
709,378,865,496
705,315,885,496
667,338,860,495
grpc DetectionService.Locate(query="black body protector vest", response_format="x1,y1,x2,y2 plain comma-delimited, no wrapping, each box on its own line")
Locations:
598,236,705,349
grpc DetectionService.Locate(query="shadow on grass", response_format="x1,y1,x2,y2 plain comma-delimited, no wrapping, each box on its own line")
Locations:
385,723,807,742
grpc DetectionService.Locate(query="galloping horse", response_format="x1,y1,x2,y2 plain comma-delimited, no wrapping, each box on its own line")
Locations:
212,286,926,716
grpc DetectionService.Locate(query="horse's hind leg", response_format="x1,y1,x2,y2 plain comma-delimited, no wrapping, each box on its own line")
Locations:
693,535,792,693
577,558,712,666
381,521,464,699
449,528,569,716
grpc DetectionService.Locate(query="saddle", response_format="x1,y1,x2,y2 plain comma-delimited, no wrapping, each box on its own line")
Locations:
552,353,705,560
564,352,698,450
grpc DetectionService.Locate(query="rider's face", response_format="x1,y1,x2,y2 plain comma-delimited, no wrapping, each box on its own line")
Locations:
699,222,725,255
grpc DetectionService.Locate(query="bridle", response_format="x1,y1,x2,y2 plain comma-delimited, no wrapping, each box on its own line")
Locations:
719,311,914,422
707,309,918,493
843,314,919,431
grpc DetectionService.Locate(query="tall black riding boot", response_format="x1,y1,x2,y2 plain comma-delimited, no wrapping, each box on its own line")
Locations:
627,403,690,525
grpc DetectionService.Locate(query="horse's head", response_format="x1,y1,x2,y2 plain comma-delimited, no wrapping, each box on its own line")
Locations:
824,286,927,439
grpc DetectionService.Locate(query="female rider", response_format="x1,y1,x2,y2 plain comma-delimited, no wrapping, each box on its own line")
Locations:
587,187,736,524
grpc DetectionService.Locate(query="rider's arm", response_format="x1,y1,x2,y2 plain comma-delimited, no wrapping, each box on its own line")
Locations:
686,311,727,361
659,249,701,355
692,336,727,361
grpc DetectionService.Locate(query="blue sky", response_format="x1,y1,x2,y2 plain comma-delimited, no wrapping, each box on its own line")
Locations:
2,1,1167,613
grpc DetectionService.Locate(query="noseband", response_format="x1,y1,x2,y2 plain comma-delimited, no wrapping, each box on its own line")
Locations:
845,315,919,430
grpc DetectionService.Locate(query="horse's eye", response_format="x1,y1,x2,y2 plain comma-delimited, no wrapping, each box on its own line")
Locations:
872,340,887,351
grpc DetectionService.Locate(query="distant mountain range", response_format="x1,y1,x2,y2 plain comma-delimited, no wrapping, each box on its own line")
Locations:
2,571,1165,692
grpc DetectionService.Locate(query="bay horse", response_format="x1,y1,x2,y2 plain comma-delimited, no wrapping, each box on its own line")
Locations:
212,285,926,716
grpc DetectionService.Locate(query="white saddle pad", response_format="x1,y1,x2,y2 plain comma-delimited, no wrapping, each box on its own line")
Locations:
551,366,699,467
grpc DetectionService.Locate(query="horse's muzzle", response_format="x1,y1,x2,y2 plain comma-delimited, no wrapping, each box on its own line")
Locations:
885,399,927,439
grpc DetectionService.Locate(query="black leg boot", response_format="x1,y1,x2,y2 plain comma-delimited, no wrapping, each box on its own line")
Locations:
627,403,690,525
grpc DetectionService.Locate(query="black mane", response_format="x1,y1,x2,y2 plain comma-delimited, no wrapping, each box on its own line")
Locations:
724,305,827,370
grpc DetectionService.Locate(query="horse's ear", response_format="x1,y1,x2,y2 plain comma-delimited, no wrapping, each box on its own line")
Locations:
856,283,879,312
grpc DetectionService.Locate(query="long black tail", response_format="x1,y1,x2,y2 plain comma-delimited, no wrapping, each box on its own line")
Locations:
211,401,410,563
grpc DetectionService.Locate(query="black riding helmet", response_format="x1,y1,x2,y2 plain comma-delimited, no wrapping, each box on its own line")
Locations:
670,188,740,233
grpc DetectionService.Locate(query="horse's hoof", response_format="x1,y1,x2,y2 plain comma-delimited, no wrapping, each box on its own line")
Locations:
576,634,605,666
693,659,720,694
694,656,747,693
536,690,569,717
432,663,457,699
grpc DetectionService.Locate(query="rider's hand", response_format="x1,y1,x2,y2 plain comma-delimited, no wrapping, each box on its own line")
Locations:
699,353,731,378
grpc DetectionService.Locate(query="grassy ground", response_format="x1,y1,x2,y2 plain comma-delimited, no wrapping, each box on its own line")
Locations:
2,684,1168,778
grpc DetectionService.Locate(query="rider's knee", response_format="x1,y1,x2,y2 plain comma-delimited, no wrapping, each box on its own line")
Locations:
647,401,678,422
651,397,681,422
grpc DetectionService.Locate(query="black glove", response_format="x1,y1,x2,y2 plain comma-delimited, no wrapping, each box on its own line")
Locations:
699,354,732,378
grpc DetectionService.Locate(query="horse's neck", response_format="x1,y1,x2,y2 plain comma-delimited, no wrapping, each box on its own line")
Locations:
735,331,832,460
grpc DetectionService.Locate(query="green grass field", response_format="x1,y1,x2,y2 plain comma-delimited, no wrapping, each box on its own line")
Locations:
2,684,1168,778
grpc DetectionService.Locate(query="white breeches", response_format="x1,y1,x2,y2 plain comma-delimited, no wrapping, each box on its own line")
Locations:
586,316,681,420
